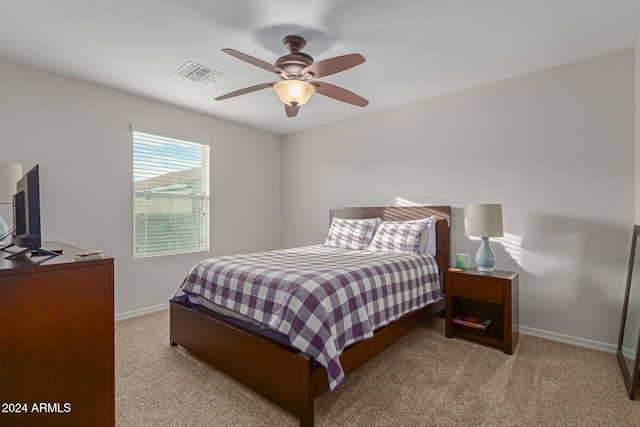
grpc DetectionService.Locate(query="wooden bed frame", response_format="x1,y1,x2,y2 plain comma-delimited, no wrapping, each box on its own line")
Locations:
170,206,451,426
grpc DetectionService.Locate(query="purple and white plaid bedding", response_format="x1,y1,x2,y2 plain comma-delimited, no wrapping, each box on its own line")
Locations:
178,245,442,391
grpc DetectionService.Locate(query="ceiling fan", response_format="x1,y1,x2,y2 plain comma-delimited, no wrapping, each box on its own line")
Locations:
215,35,369,117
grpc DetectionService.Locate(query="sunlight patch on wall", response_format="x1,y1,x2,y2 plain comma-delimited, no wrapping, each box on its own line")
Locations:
500,232,523,265
394,197,557,276
395,197,420,206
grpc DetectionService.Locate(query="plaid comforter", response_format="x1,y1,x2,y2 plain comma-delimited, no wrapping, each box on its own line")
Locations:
178,245,442,391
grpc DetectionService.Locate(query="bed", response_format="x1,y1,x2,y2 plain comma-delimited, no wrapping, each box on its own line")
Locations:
170,205,451,426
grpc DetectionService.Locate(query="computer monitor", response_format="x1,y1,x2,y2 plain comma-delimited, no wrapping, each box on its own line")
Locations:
4,165,59,259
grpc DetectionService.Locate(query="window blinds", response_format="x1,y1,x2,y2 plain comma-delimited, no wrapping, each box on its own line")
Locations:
132,125,210,258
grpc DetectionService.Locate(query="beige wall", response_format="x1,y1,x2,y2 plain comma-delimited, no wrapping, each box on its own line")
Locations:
282,49,635,349
0,58,283,315
1,47,636,348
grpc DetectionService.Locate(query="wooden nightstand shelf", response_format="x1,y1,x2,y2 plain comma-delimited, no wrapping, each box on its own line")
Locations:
445,268,519,354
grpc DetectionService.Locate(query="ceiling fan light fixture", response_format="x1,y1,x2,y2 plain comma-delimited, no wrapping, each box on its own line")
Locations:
273,80,315,106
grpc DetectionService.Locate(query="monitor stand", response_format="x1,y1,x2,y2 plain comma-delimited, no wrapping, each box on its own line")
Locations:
4,245,61,260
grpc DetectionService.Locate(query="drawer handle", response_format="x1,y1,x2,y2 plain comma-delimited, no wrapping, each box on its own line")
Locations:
469,277,483,281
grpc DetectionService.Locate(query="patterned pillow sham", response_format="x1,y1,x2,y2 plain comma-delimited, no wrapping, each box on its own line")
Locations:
366,219,430,254
324,217,381,250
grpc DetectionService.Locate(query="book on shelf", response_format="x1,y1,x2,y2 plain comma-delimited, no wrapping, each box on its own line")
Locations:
453,315,492,330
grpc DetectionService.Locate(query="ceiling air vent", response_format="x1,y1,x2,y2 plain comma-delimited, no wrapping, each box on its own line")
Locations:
174,61,225,85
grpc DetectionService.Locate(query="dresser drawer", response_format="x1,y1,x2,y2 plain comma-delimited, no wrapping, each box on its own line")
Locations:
451,275,503,304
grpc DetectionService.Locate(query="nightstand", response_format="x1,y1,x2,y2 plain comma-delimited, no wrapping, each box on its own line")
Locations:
445,268,519,354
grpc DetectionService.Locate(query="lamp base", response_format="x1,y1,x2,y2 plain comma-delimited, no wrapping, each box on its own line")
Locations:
475,237,496,273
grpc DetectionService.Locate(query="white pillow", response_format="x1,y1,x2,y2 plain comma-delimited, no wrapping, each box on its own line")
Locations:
423,215,437,257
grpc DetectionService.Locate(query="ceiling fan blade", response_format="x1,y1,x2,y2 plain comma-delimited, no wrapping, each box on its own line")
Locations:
313,81,369,107
222,48,285,74
215,82,274,101
285,104,300,117
302,54,365,78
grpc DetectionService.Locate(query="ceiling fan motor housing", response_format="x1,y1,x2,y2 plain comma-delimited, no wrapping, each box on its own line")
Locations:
276,53,313,78
277,36,314,78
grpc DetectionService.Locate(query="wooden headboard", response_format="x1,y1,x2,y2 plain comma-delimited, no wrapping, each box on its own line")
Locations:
329,206,451,270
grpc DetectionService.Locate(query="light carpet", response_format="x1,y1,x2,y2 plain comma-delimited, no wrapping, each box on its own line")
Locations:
115,310,640,426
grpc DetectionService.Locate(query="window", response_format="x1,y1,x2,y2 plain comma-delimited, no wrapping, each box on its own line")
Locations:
132,125,210,258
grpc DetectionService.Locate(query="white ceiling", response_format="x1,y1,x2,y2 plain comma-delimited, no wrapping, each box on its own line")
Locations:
1,0,640,135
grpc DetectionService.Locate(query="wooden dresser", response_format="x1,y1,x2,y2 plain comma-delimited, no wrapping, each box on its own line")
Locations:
0,241,114,426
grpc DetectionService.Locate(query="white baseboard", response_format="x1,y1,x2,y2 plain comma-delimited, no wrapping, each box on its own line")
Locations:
113,303,619,354
115,302,169,321
520,325,617,354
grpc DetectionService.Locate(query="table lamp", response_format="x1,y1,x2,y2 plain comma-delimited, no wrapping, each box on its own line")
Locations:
0,162,23,241
465,203,503,273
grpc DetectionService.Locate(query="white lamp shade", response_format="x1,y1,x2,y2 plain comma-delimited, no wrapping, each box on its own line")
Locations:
465,204,504,238
0,162,22,204
273,80,315,106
